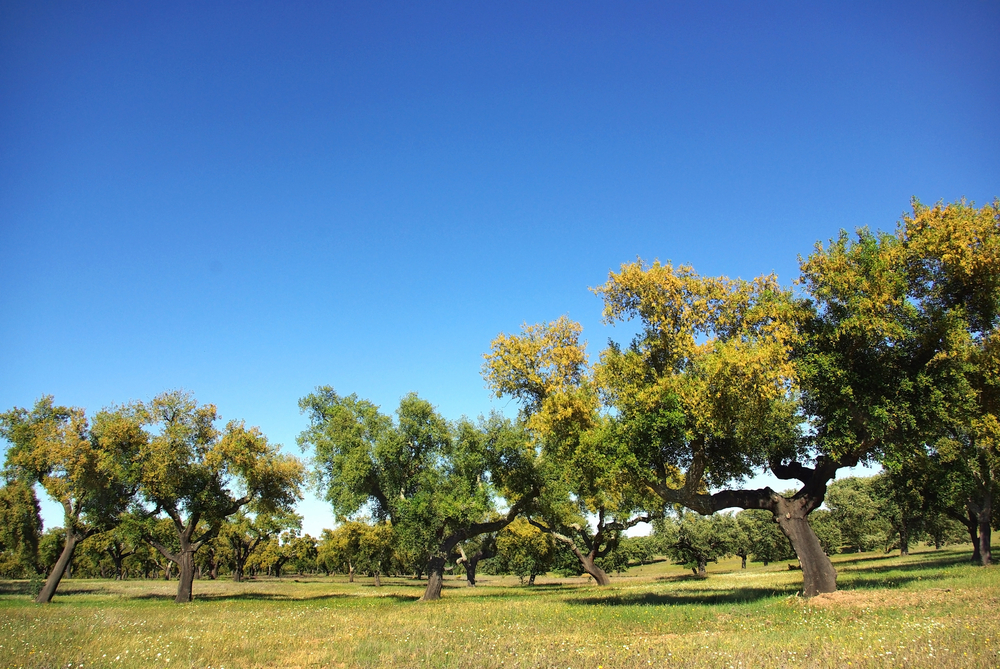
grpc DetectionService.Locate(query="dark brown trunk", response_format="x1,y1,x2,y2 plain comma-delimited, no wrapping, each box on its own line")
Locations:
774,497,837,597
419,555,446,601
580,555,611,586
528,573,536,586
696,557,707,577
978,502,992,567
36,532,80,603
741,554,747,569
899,525,910,556
963,508,982,563
465,559,479,586
461,539,495,587
419,492,536,601
175,551,195,603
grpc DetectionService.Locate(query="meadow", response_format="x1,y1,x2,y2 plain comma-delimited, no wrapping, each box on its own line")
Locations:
1,546,997,669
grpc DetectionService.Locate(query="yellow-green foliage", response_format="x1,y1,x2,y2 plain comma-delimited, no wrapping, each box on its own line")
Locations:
1,546,998,668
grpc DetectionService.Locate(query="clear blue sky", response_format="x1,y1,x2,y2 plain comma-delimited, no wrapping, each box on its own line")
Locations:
2,1,998,537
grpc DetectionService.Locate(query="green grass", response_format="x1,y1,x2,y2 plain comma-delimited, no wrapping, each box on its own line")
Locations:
2,546,998,668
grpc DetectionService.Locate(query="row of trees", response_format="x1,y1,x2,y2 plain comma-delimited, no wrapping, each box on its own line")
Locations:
0,392,305,603
478,198,999,596
2,198,997,603
5,470,972,588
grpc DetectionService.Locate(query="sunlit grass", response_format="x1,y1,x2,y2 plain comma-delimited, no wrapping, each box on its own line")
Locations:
1,546,998,667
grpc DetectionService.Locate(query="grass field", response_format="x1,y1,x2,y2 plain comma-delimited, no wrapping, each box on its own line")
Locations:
1,546,998,668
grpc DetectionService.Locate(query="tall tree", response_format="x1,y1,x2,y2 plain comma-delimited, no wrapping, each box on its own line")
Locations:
299,388,538,601
484,317,660,586
901,199,1000,565
593,261,841,591
590,200,998,595
136,391,305,602
0,397,144,602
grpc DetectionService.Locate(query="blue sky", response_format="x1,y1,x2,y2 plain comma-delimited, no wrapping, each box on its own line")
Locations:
2,1,998,537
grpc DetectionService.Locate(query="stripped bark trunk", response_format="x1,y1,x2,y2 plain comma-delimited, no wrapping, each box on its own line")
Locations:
36,530,81,603
648,452,852,597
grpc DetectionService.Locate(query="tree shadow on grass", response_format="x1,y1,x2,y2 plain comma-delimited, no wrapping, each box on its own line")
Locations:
569,586,800,608
131,591,421,603
838,553,973,572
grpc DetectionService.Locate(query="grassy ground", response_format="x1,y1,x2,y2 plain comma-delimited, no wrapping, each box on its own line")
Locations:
1,546,998,668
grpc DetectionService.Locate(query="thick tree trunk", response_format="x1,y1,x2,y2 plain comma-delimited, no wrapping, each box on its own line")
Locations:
528,573,536,586
580,555,611,586
696,557,707,577
419,556,447,601
175,551,195,603
741,554,747,569
374,572,381,587
774,498,837,597
36,532,80,604
977,499,992,567
899,525,910,556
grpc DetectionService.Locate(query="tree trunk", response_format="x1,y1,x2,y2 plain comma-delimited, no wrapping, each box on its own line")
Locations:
36,532,80,603
348,561,354,583
696,557,707,577
774,498,837,597
741,554,747,569
528,573,536,586
112,555,125,580
175,550,195,603
579,555,611,586
977,495,992,566
464,558,479,586
419,555,447,602
374,572,381,587
458,539,496,587
899,524,910,556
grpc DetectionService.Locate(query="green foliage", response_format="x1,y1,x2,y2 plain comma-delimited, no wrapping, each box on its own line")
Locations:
138,391,305,527
299,388,536,581
0,480,42,576
825,477,892,552
0,397,144,537
595,261,802,492
655,512,740,574
490,518,554,584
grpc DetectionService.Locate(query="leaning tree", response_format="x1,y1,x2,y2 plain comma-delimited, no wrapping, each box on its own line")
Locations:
587,197,998,595
484,317,661,585
0,397,144,602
